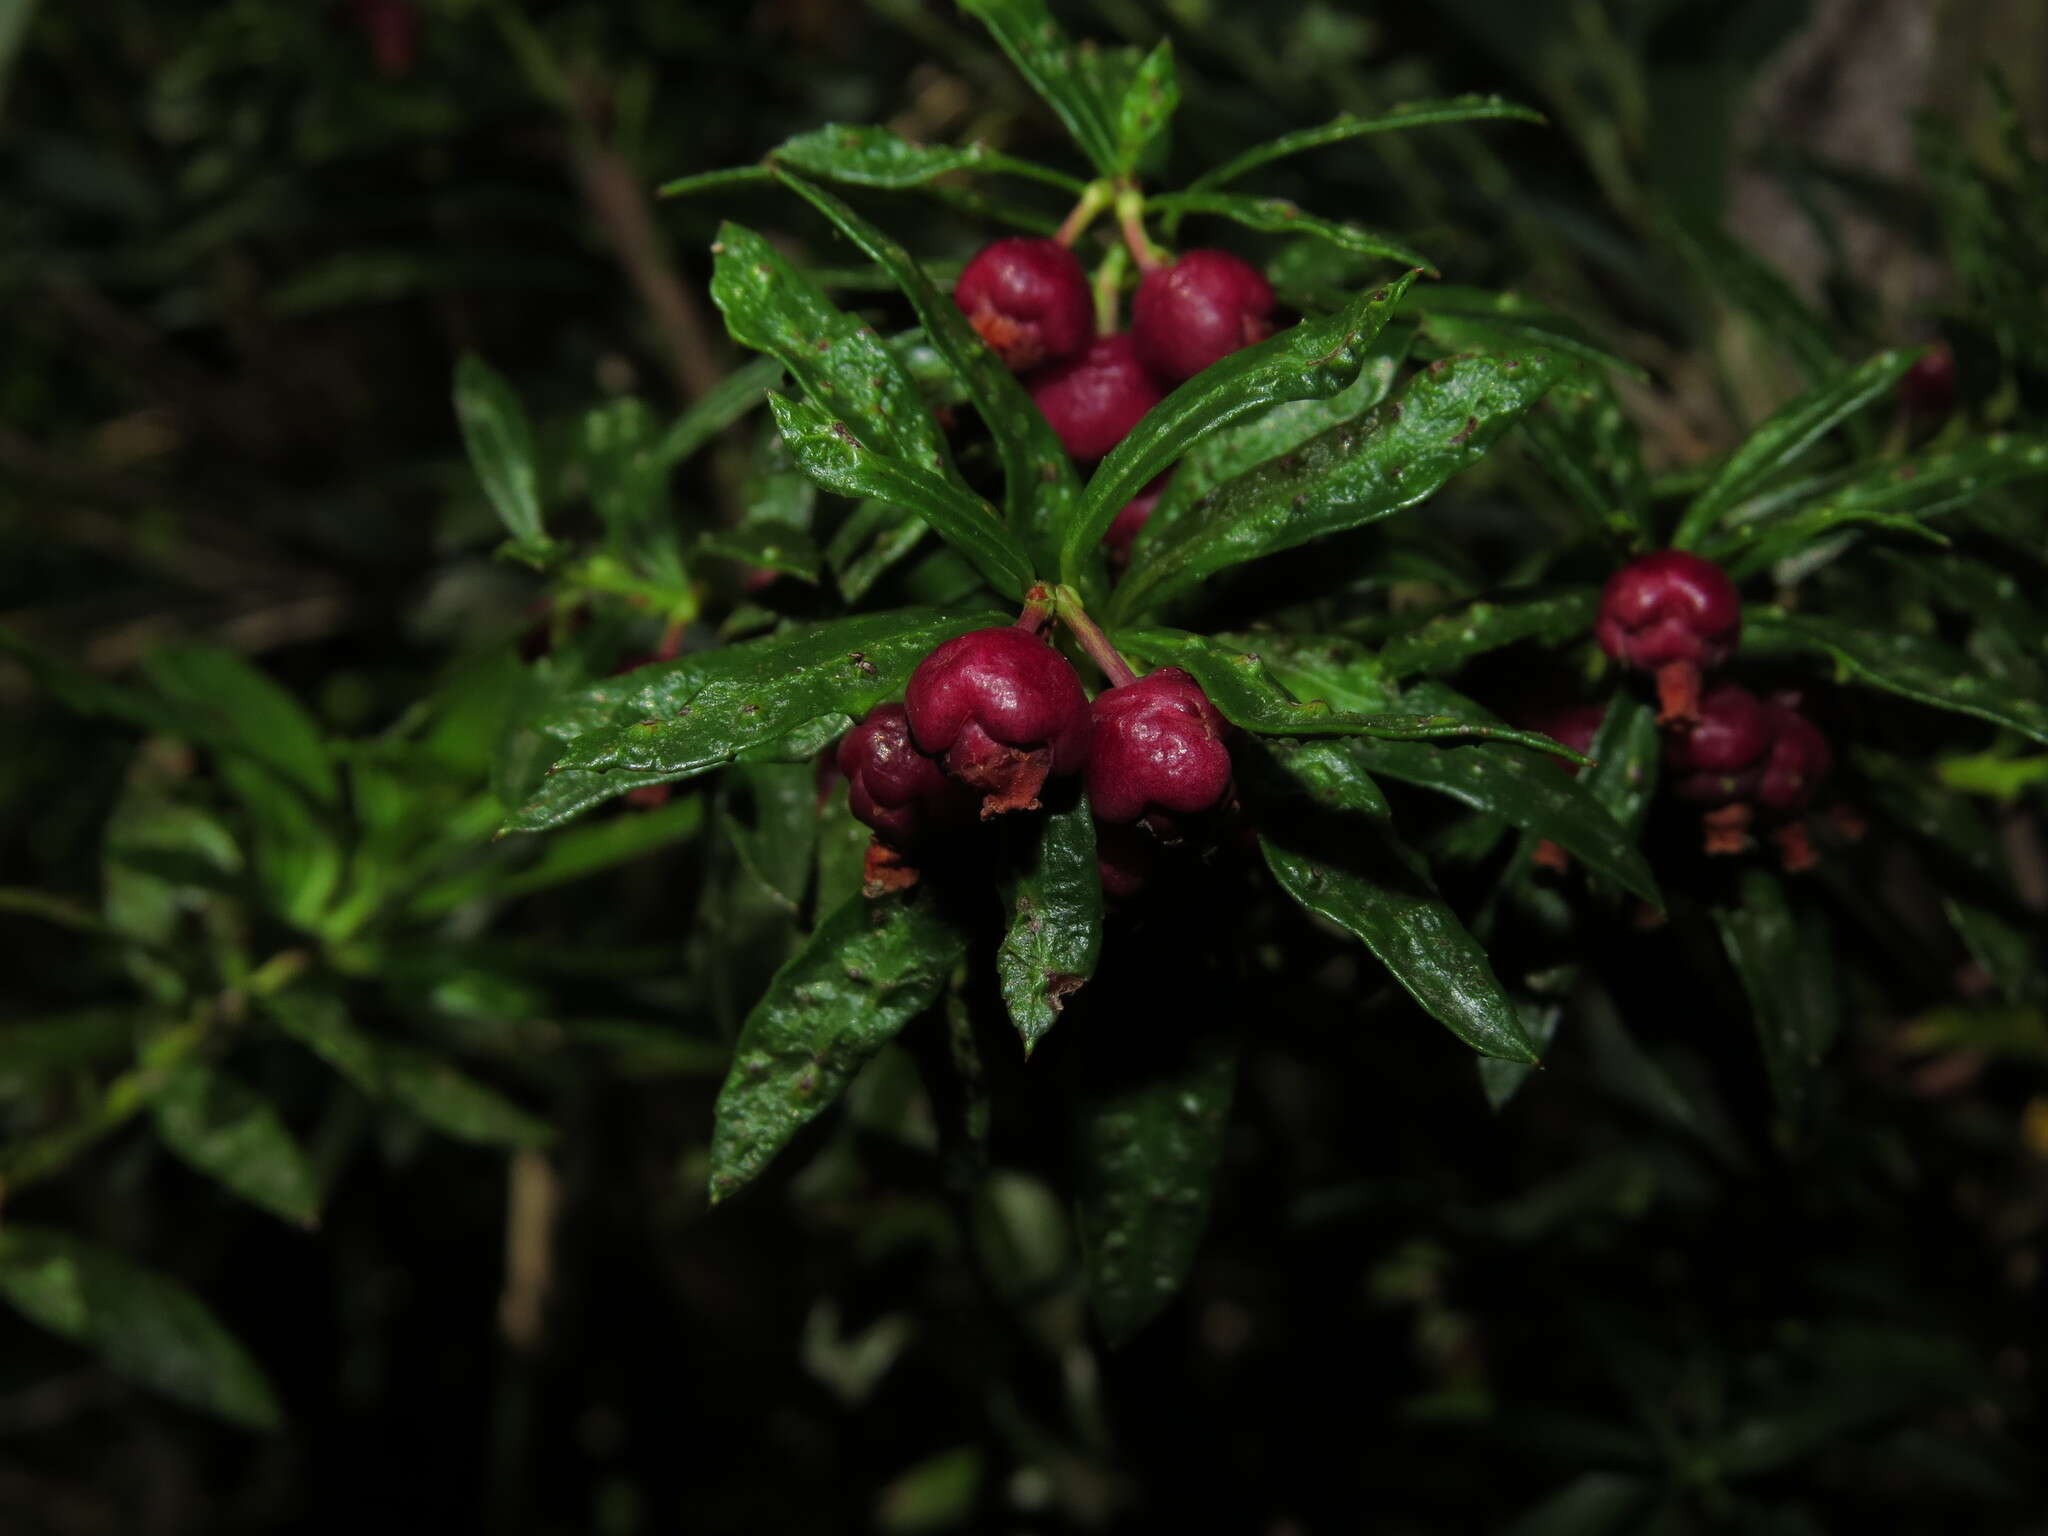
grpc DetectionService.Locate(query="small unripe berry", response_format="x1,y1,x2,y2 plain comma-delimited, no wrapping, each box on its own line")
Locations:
905,628,1091,816
953,238,1093,373
836,704,976,848
1663,684,1771,805
1095,820,1156,902
1086,667,1233,829
1900,341,1957,422
1596,550,1742,725
1756,702,1832,815
1027,333,1165,461
1103,471,1171,567
1132,250,1276,382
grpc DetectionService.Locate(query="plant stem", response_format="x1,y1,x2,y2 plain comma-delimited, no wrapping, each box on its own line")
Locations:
1114,182,1166,274
1054,585,1137,687
1014,584,1055,633
1092,244,1129,336
1055,180,1114,248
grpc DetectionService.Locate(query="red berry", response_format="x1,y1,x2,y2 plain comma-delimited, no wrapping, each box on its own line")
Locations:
1900,341,1956,421
1132,250,1276,382
1086,667,1233,829
1027,333,1165,461
1528,702,1607,774
953,238,1093,373
1663,683,1771,805
1095,820,1156,902
905,628,1091,816
1596,551,1742,725
1756,702,1832,814
348,0,422,75
1103,471,1171,567
835,704,975,849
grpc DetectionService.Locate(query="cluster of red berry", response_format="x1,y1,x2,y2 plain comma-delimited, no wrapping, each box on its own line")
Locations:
836,623,1233,899
1545,550,1838,871
953,237,1275,562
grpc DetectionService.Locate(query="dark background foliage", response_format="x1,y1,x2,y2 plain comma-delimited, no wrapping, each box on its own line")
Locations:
3,1,2045,1532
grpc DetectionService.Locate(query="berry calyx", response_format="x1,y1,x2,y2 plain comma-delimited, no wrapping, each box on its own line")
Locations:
953,238,1094,373
1086,667,1233,830
1103,471,1171,568
836,704,976,849
1132,250,1276,382
1595,550,1742,726
905,628,1091,817
1027,333,1165,461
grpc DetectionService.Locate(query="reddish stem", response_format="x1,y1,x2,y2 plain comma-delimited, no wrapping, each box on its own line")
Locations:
1055,589,1138,688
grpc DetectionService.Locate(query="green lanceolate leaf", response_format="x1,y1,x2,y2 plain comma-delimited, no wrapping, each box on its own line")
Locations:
140,646,337,809
1260,829,1535,1062
997,794,1102,1054
1377,590,1601,679
1115,40,1178,174
1251,741,1537,1062
1672,349,1922,550
769,122,1081,192
1743,610,2048,747
454,352,550,558
958,0,1133,175
264,990,552,1148
1145,192,1433,272
1071,272,1420,577
1412,287,1642,377
1715,435,2048,577
1581,696,1660,838
509,610,1005,833
1111,348,1577,621
1137,328,1411,549
656,355,783,466
1518,373,1654,548
1076,1028,1236,1344
709,889,967,1200
710,224,949,473
0,1226,281,1430
1114,629,1588,755
1239,632,1400,711
1190,95,1545,191
1334,721,1660,908
1716,869,1838,1124
770,170,1079,563
151,1062,322,1228
767,393,1032,596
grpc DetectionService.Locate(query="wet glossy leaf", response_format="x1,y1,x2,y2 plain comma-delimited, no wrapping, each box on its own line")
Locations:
1673,349,1921,549
1115,40,1177,174
507,609,1002,832
1581,696,1660,838
710,223,949,472
1743,609,2048,746
1112,348,1577,620
1517,373,1653,547
996,794,1101,1054
1253,742,1536,1062
1146,191,1433,271
1190,95,1546,191
1413,286,1642,377
709,890,966,1200
1076,1028,1236,1344
1376,590,1600,679
770,122,1077,191
151,1063,321,1228
768,393,1032,596
1073,273,1420,577
454,352,550,558
0,1226,280,1430
958,0,1141,175
1116,629,1588,756
772,171,1081,563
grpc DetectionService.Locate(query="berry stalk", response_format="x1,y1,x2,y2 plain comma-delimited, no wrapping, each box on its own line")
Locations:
1053,586,1138,688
